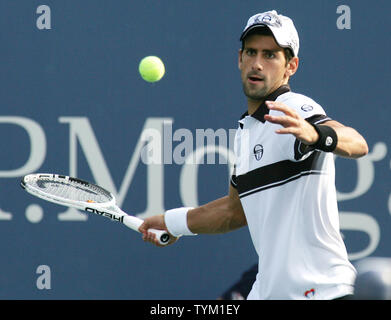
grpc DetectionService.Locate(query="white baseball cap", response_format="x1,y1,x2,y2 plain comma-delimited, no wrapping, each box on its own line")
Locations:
240,10,300,57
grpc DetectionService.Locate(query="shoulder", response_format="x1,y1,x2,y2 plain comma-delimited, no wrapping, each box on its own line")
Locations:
276,91,327,119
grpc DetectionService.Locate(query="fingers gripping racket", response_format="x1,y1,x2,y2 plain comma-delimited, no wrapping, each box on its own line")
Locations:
21,173,170,245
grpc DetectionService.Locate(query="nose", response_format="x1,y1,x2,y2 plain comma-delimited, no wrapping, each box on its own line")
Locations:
251,54,264,71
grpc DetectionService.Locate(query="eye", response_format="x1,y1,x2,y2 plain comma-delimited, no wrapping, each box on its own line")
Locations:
264,51,275,59
245,48,257,56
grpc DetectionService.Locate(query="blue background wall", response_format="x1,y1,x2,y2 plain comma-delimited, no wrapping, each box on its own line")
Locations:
0,0,389,299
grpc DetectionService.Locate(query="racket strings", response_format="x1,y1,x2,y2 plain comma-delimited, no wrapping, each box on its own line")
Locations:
32,179,112,203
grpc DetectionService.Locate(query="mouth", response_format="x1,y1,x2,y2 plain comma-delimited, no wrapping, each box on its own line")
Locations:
247,75,264,84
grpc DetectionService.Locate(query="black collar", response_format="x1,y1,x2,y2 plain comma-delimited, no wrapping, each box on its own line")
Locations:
240,85,291,123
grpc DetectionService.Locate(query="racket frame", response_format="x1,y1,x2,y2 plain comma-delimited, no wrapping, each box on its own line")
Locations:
21,173,170,245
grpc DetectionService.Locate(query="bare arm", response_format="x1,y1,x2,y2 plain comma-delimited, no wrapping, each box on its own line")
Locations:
264,101,369,159
187,185,247,234
139,185,246,246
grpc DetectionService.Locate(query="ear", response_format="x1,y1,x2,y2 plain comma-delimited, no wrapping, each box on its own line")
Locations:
285,57,299,77
238,49,243,70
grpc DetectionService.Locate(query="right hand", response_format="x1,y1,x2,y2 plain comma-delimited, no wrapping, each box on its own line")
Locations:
139,214,179,247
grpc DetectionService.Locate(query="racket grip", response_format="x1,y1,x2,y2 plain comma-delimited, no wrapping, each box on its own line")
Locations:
148,228,171,246
121,215,170,245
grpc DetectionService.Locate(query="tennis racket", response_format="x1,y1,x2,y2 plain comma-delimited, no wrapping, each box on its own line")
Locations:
21,173,170,245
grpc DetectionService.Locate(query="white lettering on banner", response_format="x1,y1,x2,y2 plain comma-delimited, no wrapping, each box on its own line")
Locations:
0,117,46,220
179,145,235,208
337,142,387,201
337,142,387,260
140,128,163,165
389,156,391,216
339,212,380,260
170,127,236,165
58,117,171,221
172,128,194,165
0,115,387,259
0,208,12,221
195,129,228,165
0,117,46,178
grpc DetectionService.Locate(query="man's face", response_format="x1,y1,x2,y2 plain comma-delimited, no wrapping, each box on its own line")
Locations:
238,34,294,102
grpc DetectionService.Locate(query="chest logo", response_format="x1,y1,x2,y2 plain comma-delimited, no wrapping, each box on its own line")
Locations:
253,144,264,161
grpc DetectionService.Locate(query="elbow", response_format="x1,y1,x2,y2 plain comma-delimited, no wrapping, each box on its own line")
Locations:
337,139,369,159
350,128,369,158
228,209,247,230
357,138,369,158
361,141,369,157
226,203,247,230
351,139,369,159
349,129,369,158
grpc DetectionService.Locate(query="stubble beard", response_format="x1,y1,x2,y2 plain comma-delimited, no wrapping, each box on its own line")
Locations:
242,81,269,102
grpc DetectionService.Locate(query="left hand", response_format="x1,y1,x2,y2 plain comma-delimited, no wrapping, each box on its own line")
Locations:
264,100,318,145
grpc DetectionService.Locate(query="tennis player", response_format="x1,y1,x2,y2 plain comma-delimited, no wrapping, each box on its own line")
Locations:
139,10,369,300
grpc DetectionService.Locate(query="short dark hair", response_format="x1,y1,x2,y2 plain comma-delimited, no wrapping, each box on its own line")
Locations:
241,27,294,65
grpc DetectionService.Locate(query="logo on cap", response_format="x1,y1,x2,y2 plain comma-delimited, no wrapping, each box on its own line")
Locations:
261,15,271,22
253,12,282,27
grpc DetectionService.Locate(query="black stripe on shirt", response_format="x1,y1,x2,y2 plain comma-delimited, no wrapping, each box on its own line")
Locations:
236,151,323,198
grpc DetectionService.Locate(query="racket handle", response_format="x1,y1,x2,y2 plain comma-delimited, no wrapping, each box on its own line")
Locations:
122,216,170,245
147,228,171,246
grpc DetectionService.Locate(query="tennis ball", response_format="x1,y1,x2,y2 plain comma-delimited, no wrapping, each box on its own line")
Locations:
138,56,165,83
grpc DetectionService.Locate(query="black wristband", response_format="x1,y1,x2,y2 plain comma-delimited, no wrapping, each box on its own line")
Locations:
310,124,338,152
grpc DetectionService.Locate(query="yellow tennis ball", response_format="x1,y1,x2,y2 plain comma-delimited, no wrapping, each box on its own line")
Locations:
138,56,165,82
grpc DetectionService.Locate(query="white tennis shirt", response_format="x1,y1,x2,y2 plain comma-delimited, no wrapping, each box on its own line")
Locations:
231,85,356,300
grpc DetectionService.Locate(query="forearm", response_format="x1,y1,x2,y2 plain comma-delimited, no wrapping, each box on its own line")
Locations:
187,196,247,234
140,186,246,244
321,121,368,159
